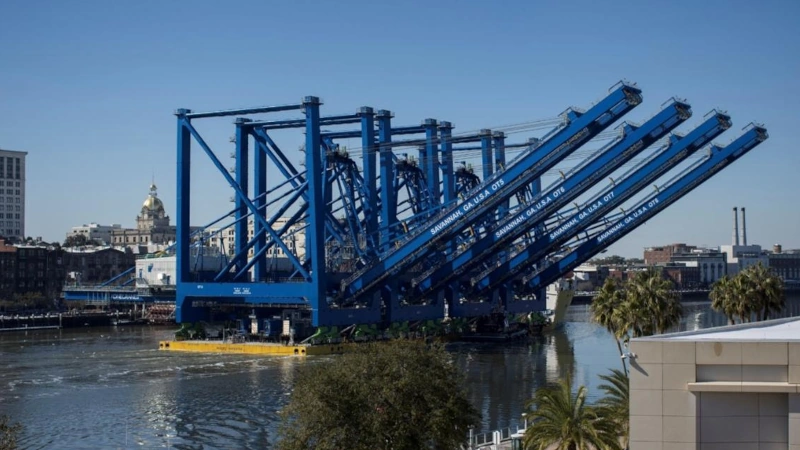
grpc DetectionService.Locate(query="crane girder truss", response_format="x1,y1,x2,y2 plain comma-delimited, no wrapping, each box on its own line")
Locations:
172,84,768,326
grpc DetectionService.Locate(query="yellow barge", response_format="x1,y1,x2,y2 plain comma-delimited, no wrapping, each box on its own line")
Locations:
158,340,348,356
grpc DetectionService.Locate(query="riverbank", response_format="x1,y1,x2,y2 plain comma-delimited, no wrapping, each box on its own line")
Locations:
0,311,155,331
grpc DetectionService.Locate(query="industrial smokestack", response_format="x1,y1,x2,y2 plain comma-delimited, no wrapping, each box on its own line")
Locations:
740,207,747,246
732,207,740,246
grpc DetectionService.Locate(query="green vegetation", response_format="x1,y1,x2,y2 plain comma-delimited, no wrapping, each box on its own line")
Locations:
522,373,623,450
174,322,207,340
595,370,630,449
0,415,21,450
590,268,684,375
710,262,785,325
275,340,480,450
63,234,101,247
589,255,643,266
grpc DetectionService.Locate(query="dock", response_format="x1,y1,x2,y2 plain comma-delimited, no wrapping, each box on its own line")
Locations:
0,325,61,332
158,340,348,356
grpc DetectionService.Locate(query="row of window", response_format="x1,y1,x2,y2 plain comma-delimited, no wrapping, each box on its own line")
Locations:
5,206,21,211
0,190,21,195
1,198,21,204
112,235,175,243
0,214,21,219
3,181,20,187
4,229,20,236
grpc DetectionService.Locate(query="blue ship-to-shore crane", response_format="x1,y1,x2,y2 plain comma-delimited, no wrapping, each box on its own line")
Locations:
509,124,768,312
467,111,733,296
408,98,692,300
158,81,769,327
336,83,644,304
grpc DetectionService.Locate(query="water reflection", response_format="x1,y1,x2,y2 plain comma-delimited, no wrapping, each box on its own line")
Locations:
0,294,797,447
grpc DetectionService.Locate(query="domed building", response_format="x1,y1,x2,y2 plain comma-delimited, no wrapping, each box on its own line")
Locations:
111,183,176,246
137,183,170,230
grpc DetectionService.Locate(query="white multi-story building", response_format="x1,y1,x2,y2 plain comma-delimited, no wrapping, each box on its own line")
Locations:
206,217,306,261
66,222,122,245
719,244,769,276
0,149,26,240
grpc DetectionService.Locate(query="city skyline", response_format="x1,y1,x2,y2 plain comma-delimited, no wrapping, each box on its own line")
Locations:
1,0,798,257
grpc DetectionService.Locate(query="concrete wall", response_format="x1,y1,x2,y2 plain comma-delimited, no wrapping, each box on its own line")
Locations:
697,392,788,448
629,340,800,449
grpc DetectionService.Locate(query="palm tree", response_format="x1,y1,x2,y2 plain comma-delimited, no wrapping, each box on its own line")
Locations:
742,263,785,321
523,377,621,450
731,271,756,323
624,268,683,336
590,278,628,375
710,275,737,325
595,370,629,450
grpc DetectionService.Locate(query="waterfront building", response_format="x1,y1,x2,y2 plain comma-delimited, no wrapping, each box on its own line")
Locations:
660,263,702,289
66,222,122,245
0,238,65,301
644,243,696,265
572,264,609,290
719,243,769,276
670,249,728,286
769,248,800,281
63,247,135,285
0,148,26,240
629,317,800,449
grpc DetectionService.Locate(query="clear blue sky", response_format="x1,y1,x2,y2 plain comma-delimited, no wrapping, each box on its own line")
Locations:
1,0,798,257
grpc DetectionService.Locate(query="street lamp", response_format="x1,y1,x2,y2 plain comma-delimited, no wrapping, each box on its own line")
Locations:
522,412,528,430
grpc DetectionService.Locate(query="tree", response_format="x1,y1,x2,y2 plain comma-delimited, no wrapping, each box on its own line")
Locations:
743,263,785,321
590,269,684,374
0,414,21,450
622,268,683,336
710,275,737,325
63,234,100,248
276,340,480,450
595,370,629,449
590,278,628,375
522,376,620,450
710,263,785,324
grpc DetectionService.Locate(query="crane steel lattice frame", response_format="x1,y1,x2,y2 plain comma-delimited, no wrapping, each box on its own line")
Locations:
175,97,388,326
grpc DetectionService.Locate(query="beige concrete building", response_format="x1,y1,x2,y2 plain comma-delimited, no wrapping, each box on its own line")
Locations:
629,317,800,449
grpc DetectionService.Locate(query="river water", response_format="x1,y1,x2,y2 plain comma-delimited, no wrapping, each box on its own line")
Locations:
2,295,799,449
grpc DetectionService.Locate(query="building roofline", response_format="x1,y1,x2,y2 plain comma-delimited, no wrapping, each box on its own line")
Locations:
633,316,800,342
0,149,28,155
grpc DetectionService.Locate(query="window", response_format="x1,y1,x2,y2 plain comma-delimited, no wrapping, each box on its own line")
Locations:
15,182,19,187
5,182,10,186
5,197,10,203
15,190,19,195
15,206,18,211
15,198,19,203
